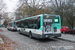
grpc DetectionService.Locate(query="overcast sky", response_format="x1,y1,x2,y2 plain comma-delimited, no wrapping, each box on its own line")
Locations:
4,0,18,12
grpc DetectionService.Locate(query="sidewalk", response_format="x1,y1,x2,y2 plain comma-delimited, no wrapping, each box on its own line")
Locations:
59,34,75,42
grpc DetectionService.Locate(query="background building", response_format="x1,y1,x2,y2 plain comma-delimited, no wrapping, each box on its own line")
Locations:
0,12,16,26
0,14,2,26
7,12,16,22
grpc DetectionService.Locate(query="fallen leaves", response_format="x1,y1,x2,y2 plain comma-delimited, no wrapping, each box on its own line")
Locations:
0,34,18,50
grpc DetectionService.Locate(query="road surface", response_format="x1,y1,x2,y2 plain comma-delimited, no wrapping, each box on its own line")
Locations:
0,28,75,50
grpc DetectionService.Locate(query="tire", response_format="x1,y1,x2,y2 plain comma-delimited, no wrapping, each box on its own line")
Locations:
29,31,32,39
68,31,70,34
7,28,9,30
63,31,65,33
19,30,21,34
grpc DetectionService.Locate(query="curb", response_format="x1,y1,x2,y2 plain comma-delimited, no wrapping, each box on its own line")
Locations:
57,37,75,43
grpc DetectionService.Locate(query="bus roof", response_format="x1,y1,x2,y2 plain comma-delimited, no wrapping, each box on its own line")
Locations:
16,14,60,22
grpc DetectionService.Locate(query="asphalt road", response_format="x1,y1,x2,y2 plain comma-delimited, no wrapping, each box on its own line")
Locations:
0,28,75,50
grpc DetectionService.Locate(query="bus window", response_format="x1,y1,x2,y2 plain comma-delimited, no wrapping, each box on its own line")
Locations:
16,22,22,27
26,17,40,29
21,22,24,28
35,16,40,29
37,20,40,29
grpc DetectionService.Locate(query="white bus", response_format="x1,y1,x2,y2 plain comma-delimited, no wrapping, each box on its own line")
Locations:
7,22,17,31
16,14,61,39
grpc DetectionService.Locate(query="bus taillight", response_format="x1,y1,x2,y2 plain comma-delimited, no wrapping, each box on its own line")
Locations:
13,27,14,29
60,29,61,32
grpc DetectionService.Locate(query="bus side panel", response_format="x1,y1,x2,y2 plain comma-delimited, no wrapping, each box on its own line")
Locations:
25,28,42,38
25,28,42,35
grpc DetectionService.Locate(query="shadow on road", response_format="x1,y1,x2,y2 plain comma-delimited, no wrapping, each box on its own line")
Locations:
8,30,17,32
36,38,58,42
19,33,58,42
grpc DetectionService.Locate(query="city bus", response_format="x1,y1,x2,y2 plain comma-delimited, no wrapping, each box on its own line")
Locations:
7,22,17,31
16,14,61,39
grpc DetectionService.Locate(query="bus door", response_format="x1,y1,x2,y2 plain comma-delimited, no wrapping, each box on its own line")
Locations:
43,19,53,34
20,23,25,33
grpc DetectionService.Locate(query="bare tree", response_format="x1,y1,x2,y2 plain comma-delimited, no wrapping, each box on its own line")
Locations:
48,0,75,28
64,0,75,29
0,0,6,24
16,0,51,20
0,0,6,11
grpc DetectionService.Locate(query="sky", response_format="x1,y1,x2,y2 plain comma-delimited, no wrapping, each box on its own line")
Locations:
4,0,18,12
